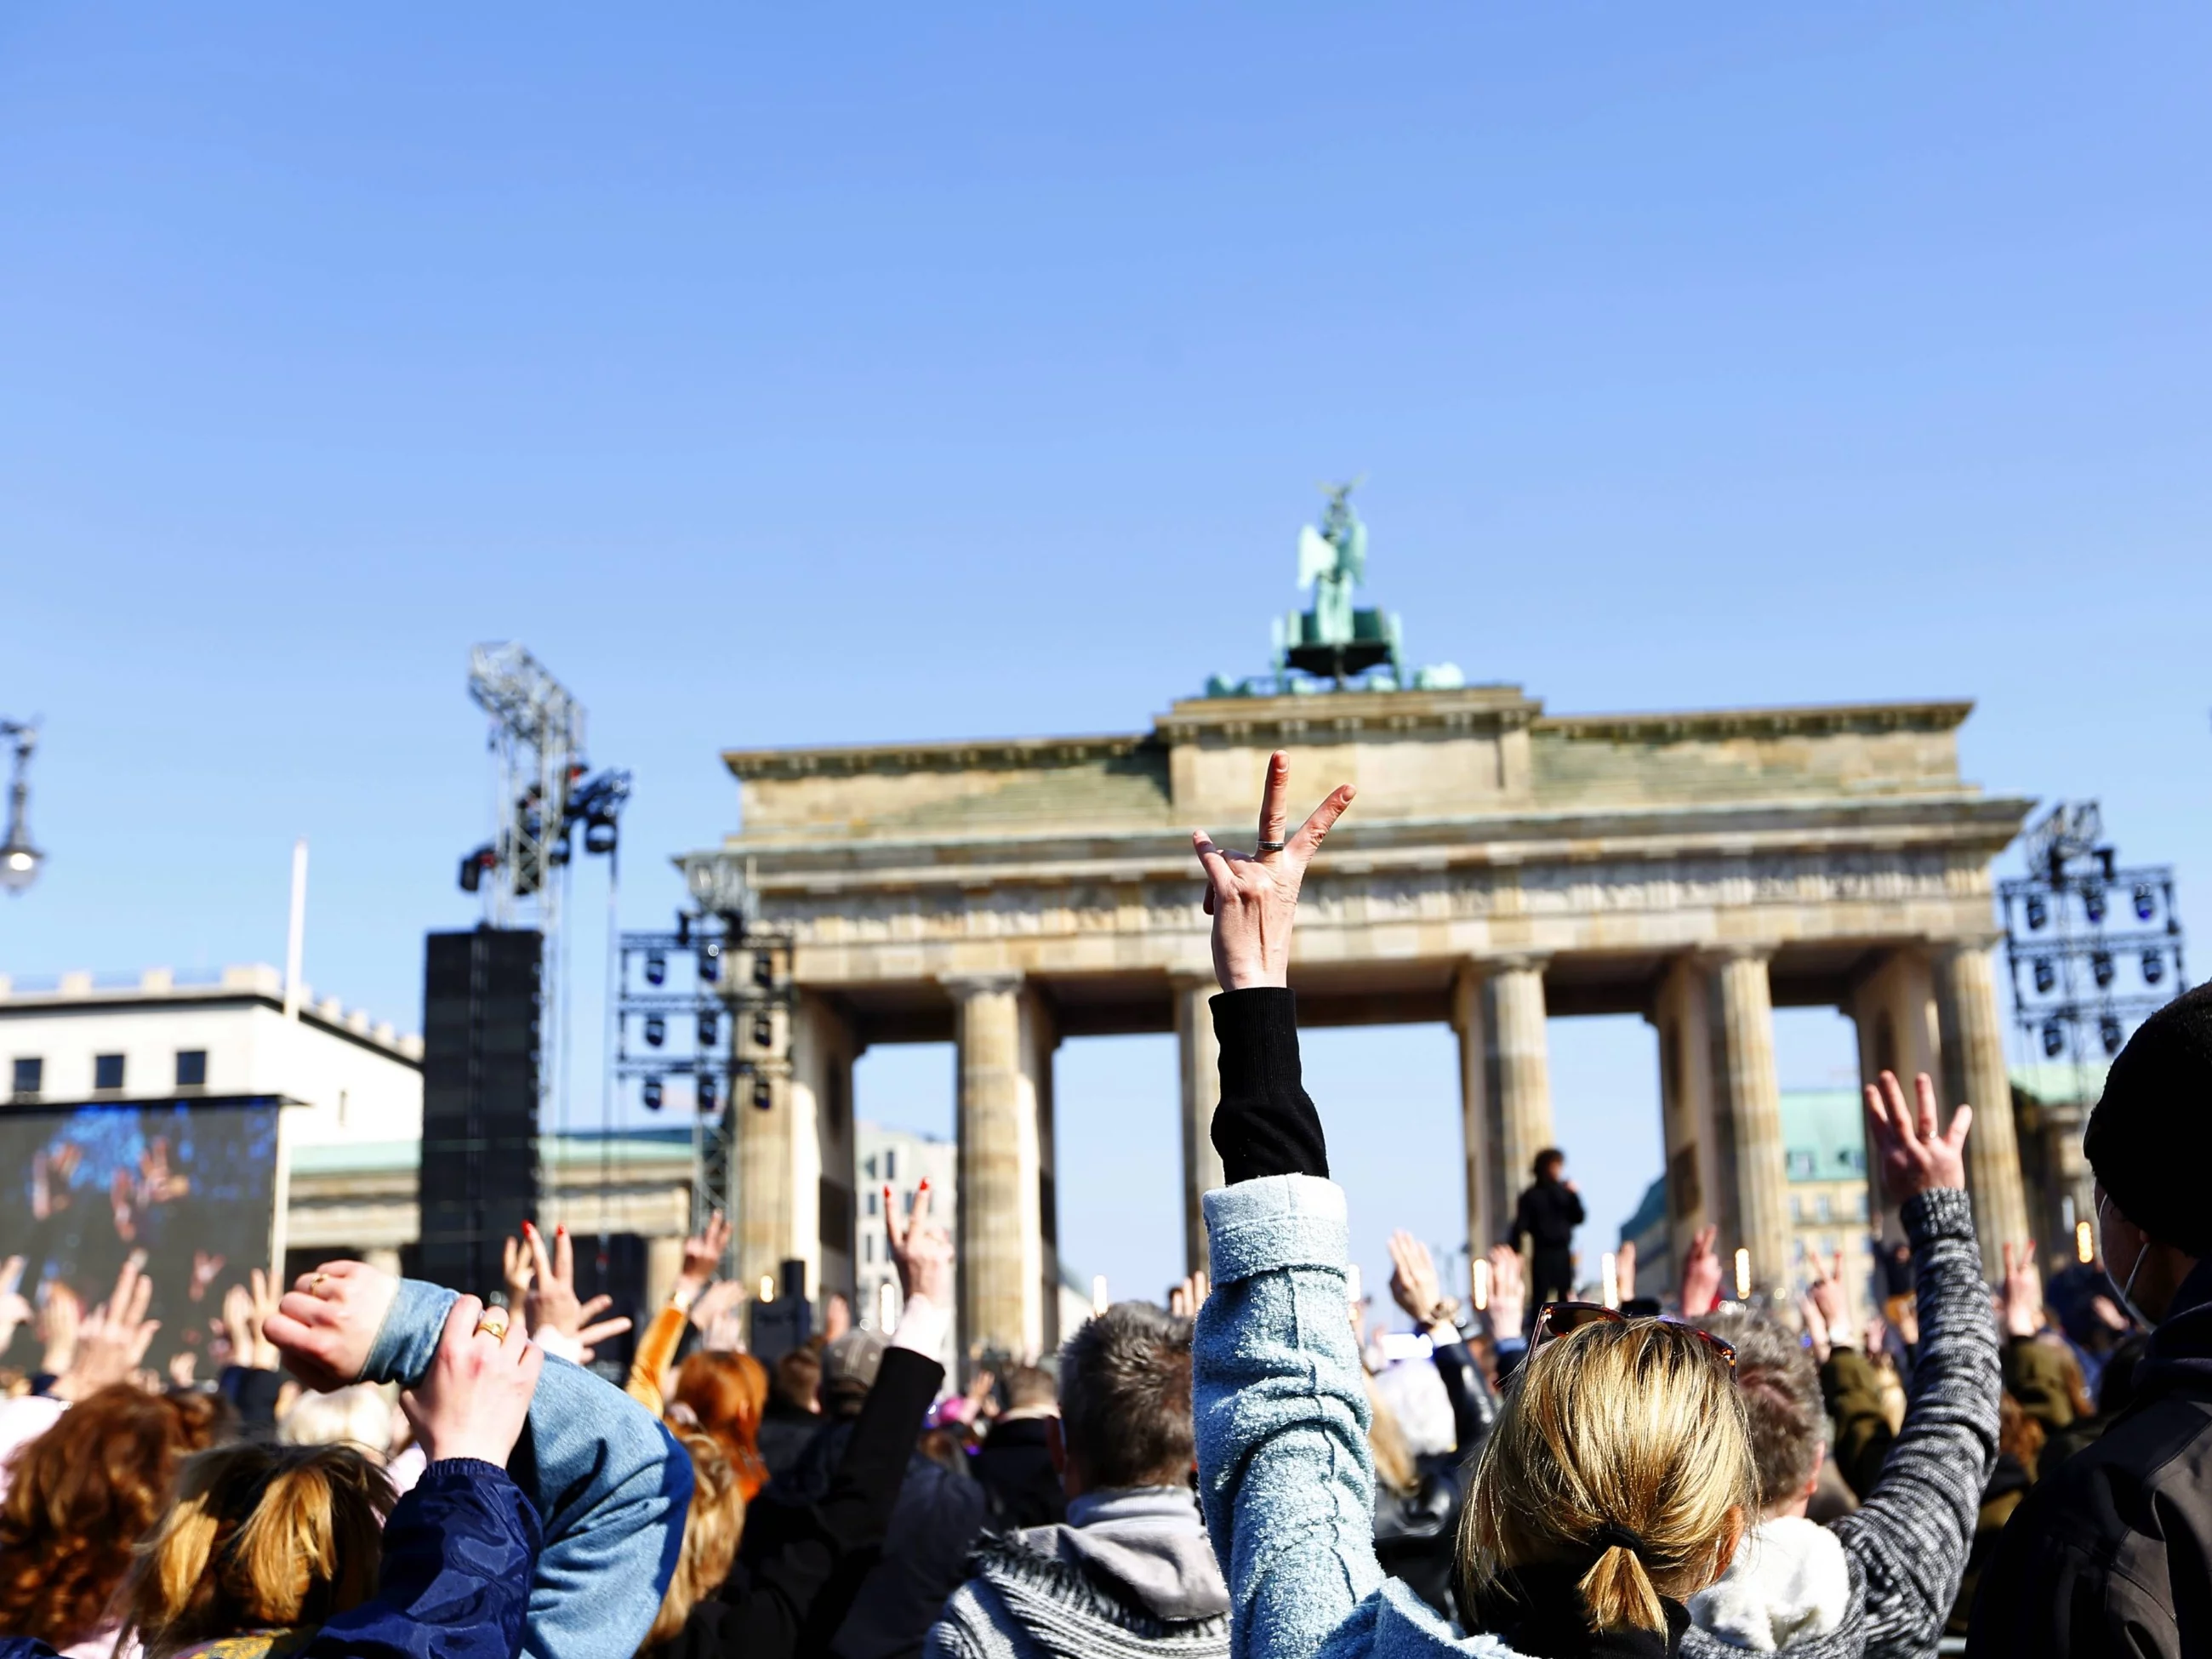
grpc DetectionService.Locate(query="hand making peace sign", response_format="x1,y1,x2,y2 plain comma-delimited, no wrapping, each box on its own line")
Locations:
1191,750,1357,992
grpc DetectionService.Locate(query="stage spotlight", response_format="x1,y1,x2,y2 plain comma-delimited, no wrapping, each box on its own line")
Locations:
2026,895,2048,930
753,1079,772,1111
2033,958,2055,995
2100,1016,2124,1056
698,1011,719,1046
2092,950,2115,989
2135,884,2157,921
2143,950,2165,985
753,952,774,989
2084,887,2108,924
642,1077,664,1110
645,951,667,986
645,1015,666,1048
753,1013,773,1046
2042,1020,2066,1058
699,940,722,983
698,1073,719,1112
676,914,692,946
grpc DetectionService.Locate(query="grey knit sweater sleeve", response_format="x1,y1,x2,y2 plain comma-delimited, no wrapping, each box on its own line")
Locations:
1831,1187,2001,1659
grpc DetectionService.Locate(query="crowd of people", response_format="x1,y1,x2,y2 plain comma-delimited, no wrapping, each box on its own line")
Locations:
0,752,2204,1658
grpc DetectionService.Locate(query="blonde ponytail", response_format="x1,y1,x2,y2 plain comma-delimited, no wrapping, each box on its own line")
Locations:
121,1443,393,1659
1460,1320,1753,1635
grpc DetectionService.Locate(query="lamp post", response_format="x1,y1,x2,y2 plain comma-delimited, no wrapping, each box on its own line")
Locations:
0,720,40,896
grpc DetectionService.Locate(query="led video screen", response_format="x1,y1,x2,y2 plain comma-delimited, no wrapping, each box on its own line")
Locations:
0,1097,282,1377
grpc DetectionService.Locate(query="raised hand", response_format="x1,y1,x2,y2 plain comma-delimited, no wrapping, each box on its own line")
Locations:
1484,1244,1525,1338
1191,751,1356,992
0,1257,29,1355
53,1252,161,1400
1615,1240,1637,1301
265,1259,401,1392
401,1294,544,1467
1388,1230,1454,1329
2001,1240,2044,1338
676,1211,733,1308
1679,1224,1722,1319
39,1280,82,1375
1804,1246,1853,1347
1864,1070,1970,1202
1168,1271,1210,1320
884,1180,952,1308
500,1234,534,1311
189,1250,225,1304
221,1268,282,1370
524,1220,634,1359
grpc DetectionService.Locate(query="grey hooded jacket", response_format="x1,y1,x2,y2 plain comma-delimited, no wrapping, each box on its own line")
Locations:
924,1486,1233,1659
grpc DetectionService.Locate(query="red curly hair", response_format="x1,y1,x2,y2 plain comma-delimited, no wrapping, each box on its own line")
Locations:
0,1383,229,1647
672,1351,772,1499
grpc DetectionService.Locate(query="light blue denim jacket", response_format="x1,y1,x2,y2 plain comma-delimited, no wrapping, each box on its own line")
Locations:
1195,1175,1531,1659
362,1278,693,1659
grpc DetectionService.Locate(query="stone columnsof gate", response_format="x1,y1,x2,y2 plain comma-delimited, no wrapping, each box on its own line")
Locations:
680,684,2032,1362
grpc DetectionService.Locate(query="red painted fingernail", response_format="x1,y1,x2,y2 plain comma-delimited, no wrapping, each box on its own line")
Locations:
556,1225,566,1237
918,1179,930,1192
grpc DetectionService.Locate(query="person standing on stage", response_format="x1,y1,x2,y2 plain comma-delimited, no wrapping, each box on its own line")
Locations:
1510,1148,1585,1314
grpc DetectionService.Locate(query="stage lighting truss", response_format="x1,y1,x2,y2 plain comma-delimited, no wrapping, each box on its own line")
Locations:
613,908,796,1257
1999,801,2186,1087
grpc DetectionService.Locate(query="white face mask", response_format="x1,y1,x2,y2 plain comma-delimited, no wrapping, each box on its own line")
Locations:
2098,1191,2157,1328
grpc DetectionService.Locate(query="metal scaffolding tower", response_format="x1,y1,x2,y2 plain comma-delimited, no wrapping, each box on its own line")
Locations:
1998,801,2186,1104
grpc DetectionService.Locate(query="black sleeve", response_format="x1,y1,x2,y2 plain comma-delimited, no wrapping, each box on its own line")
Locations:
1564,1189,1587,1228
219,1365,287,1440
721,1344,945,1659
1430,1339,1497,1457
1209,988,1327,1183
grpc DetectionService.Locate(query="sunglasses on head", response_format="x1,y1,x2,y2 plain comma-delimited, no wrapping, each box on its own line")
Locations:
1530,1301,1738,1371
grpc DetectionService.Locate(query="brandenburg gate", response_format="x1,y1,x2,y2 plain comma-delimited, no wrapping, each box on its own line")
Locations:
681,684,2033,1361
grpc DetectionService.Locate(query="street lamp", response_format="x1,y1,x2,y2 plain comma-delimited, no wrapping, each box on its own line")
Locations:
1,721,43,896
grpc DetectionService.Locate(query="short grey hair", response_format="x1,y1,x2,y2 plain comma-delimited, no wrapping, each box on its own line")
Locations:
1696,1307,1823,1513
1058,1301,1194,1489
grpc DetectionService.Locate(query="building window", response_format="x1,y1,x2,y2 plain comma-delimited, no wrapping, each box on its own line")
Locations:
94,1053,126,1091
1787,1150,1816,1178
884,1149,898,1182
864,1233,874,1263
1853,1189,1869,1220
10,1057,39,1097
1815,1192,1833,1223
1789,1194,1804,1222
865,1189,878,1217
176,1051,208,1088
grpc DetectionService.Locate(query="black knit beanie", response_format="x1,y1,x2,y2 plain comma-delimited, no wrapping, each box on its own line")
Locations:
2084,981,2212,1257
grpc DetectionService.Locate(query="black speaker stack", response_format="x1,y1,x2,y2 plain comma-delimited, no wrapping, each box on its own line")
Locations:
417,927,544,1297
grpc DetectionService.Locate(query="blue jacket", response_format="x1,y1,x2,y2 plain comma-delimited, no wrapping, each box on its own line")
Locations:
0,1460,539,1659
1194,1174,1530,1659
364,1280,693,1659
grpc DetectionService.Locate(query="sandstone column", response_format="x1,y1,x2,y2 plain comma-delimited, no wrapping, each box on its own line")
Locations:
1934,940,2030,1273
1174,972,1225,1277
1452,962,1506,1255
1487,957,1555,1214
735,1000,799,1297
792,993,861,1303
946,972,1047,1364
1711,949,1792,1302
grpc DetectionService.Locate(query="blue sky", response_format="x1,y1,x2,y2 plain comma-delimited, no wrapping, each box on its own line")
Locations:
3,6,2208,1311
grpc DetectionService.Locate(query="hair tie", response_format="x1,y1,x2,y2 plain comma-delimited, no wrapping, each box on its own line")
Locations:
1589,1521,1649,1560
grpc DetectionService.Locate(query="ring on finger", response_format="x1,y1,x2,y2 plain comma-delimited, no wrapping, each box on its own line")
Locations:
1256,840,1286,853
476,1308,511,1340
311,1272,330,1294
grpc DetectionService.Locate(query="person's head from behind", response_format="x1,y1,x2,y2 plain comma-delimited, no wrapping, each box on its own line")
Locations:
278,1382,397,1462
0,1384,230,1648
1534,1149,1565,1183
1001,1364,1057,1414
643,1430,748,1650
1462,1320,1753,1636
1695,1309,1823,1519
672,1351,771,1498
119,1442,393,1659
820,1329,887,1419
772,1344,822,1415
2084,982,2212,1325
1054,1302,1194,1499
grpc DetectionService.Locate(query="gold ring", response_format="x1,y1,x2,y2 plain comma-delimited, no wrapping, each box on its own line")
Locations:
476,1308,511,1339
311,1272,329,1293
